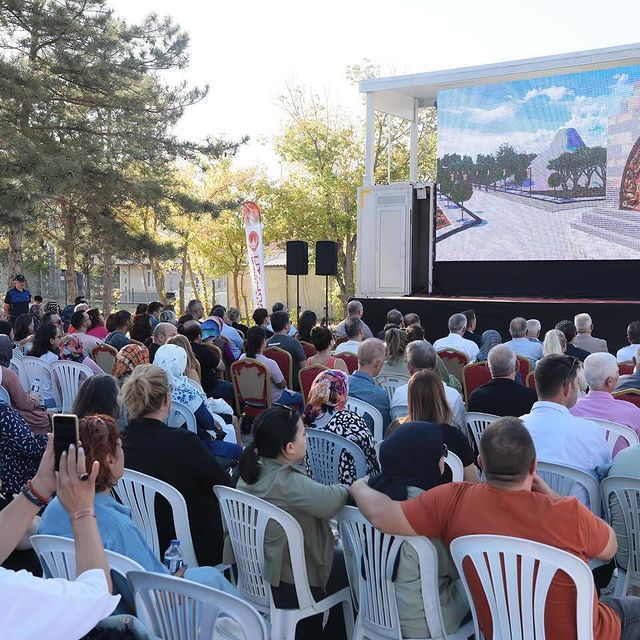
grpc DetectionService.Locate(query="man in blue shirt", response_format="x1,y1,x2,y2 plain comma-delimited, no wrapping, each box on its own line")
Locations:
3,275,31,325
348,338,391,432
503,316,543,364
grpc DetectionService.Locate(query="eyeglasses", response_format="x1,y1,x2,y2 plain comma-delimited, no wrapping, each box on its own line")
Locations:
442,443,448,458
274,403,295,417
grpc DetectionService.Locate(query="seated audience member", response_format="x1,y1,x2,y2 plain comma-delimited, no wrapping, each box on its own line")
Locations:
158,308,178,326
186,299,205,321
573,313,608,354
147,301,163,329
112,344,149,386
60,296,84,331
405,324,424,342
227,406,350,639
227,306,248,337
122,365,231,565
297,309,317,343
104,312,117,334
0,336,49,434
104,310,132,351
134,303,148,316
349,338,391,431
522,354,610,485
0,437,120,635
473,329,502,362
617,321,640,363
433,313,479,361
210,305,244,359
503,317,543,363
252,307,274,339
268,301,297,337
616,345,640,392
377,308,404,339
0,402,48,496
403,312,421,328
303,369,379,484
267,310,306,392
87,308,109,340
468,344,537,417
380,328,410,378
60,334,103,376
369,423,471,638
70,309,101,356
334,316,364,355
543,328,567,356
39,415,236,603
391,341,465,432
239,326,303,408
129,313,153,344
350,417,626,640
570,352,640,450
72,374,121,421
526,318,542,343
29,295,43,332
41,310,62,329
200,315,235,366
167,334,201,384
0,319,13,338
30,323,63,408
335,299,373,339
555,320,590,362
13,313,34,353
461,309,481,347
148,321,178,362
305,325,349,374
396,370,478,483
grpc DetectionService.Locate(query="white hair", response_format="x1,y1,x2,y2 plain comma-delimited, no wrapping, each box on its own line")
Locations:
526,319,541,337
634,345,640,363
488,345,517,378
448,313,467,334
574,313,592,333
509,317,527,338
583,352,619,390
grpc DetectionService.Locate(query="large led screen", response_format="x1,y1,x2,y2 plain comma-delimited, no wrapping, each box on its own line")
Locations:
435,64,640,261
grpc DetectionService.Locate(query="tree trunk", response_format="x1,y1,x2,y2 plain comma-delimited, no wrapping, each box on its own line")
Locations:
150,258,167,305
231,270,240,310
102,246,114,314
187,257,199,304
140,264,149,303
61,202,77,302
211,278,216,306
179,246,188,314
7,222,24,287
199,270,209,312
240,271,250,321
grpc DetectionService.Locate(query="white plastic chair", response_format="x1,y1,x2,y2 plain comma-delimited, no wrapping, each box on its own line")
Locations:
588,418,640,456
450,534,595,640
214,485,354,640
537,460,602,516
339,506,474,640
167,401,197,434
20,356,52,392
111,468,199,568
446,451,464,482
345,396,384,441
601,476,640,596
0,384,11,406
128,570,268,640
50,360,93,413
465,411,500,451
306,429,367,485
375,374,410,402
9,357,29,391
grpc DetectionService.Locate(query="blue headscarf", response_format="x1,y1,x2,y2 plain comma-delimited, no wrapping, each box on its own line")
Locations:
475,329,502,362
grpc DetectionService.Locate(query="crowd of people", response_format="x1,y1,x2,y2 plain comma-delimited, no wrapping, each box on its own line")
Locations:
3,276,640,639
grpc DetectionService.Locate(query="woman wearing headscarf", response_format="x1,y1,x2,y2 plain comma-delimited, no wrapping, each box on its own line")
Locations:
59,334,103,376
201,315,234,366
303,369,379,485
111,344,149,386
0,335,49,434
368,423,470,638
474,329,502,362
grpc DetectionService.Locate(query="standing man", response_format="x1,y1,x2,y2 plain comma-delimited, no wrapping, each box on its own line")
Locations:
147,301,164,329
3,275,31,325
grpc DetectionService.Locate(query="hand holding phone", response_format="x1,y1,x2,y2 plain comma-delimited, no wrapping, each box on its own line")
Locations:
52,414,79,472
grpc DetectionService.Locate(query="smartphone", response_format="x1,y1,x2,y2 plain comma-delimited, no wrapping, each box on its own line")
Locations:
52,414,79,471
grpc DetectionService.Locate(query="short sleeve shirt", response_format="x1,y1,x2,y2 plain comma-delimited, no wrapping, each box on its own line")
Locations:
401,483,619,640
4,287,31,319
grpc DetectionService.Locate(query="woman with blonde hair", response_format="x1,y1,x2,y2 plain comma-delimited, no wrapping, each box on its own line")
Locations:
379,327,410,377
167,334,201,383
543,329,587,394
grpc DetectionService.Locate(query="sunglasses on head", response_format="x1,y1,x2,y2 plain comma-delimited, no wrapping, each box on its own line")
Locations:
274,403,296,417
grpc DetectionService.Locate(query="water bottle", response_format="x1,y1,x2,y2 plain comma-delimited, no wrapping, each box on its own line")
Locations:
163,539,183,574
31,378,40,394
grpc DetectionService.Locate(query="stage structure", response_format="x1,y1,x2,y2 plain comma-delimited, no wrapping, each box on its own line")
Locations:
357,42,640,301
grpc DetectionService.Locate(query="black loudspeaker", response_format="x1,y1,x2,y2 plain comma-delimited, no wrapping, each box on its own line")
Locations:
316,241,339,276
286,241,308,275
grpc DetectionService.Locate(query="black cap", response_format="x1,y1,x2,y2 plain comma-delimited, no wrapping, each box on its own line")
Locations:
14,275,25,282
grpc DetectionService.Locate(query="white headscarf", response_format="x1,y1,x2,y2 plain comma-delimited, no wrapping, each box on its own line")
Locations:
154,344,205,412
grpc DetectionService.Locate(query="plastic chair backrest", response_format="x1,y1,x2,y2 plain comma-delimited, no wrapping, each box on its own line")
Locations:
91,343,118,375
20,356,52,391
614,389,640,408
167,401,197,434
374,374,410,402
128,571,267,640
298,364,328,403
0,384,11,406
588,418,640,456
51,360,93,412
437,348,469,382
462,362,492,404
9,357,29,391
536,460,602,517
264,346,293,389
337,352,358,374
345,396,384,441
111,468,199,567
446,450,464,482
465,411,500,451
306,429,367,485
450,534,595,640
230,357,270,417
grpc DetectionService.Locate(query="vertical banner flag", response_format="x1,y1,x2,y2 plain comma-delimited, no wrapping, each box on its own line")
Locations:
241,201,267,309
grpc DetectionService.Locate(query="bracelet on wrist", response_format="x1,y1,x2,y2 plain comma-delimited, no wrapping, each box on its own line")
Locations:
71,508,96,521
21,483,48,508
27,479,50,506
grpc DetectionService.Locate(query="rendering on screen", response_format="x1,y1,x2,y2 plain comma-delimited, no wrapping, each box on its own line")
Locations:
435,64,640,261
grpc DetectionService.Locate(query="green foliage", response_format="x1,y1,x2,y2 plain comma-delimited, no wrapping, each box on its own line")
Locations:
548,172,562,189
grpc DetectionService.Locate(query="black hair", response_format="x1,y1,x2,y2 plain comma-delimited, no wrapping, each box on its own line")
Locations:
130,313,152,342
310,325,332,351
386,309,403,326
70,309,88,330
245,326,266,358
270,310,289,333
462,309,476,325
0,320,12,336
239,406,300,484
344,316,362,339
406,325,425,342
135,303,149,315
181,320,202,342
534,354,579,399
31,323,60,357
105,313,117,332
555,320,577,342
13,313,33,341
252,308,269,326
272,301,285,313
113,310,131,329
88,308,102,329
148,301,163,315
34,295,43,303
42,311,59,326
628,321,640,344
72,374,120,420
210,305,226,318
297,310,317,342
73,296,85,305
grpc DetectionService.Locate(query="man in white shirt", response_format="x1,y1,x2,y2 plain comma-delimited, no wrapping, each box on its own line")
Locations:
70,309,101,356
503,316,543,363
335,299,374,339
617,321,640,363
0,437,119,638
433,313,479,361
391,340,466,431
211,305,244,359
335,316,364,355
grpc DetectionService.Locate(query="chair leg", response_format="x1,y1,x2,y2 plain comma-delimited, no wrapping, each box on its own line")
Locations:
341,598,355,638
614,568,630,597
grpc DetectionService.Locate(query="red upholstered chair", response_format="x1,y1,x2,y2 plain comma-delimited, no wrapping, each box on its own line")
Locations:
300,341,316,359
613,389,640,409
525,372,536,392
619,361,635,376
337,352,358,375
334,335,348,347
230,358,271,418
437,348,468,383
90,343,118,375
299,364,329,404
264,346,293,389
462,362,492,405
516,355,533,381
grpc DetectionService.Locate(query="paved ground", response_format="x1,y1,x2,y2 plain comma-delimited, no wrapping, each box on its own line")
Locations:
436,190,640,261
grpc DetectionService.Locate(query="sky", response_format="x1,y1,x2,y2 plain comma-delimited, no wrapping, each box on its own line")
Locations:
109,0,640,176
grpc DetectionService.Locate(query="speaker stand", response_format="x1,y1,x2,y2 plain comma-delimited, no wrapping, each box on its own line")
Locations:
295,274,301,327
323,275,329,327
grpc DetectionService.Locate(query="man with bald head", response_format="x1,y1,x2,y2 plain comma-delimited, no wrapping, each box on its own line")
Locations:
468,344,537,416
503,316,543,363
148,321,178,363
335,299,373,339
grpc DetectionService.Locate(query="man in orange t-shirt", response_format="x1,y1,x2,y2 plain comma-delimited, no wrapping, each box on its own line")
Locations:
350,417,640,640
